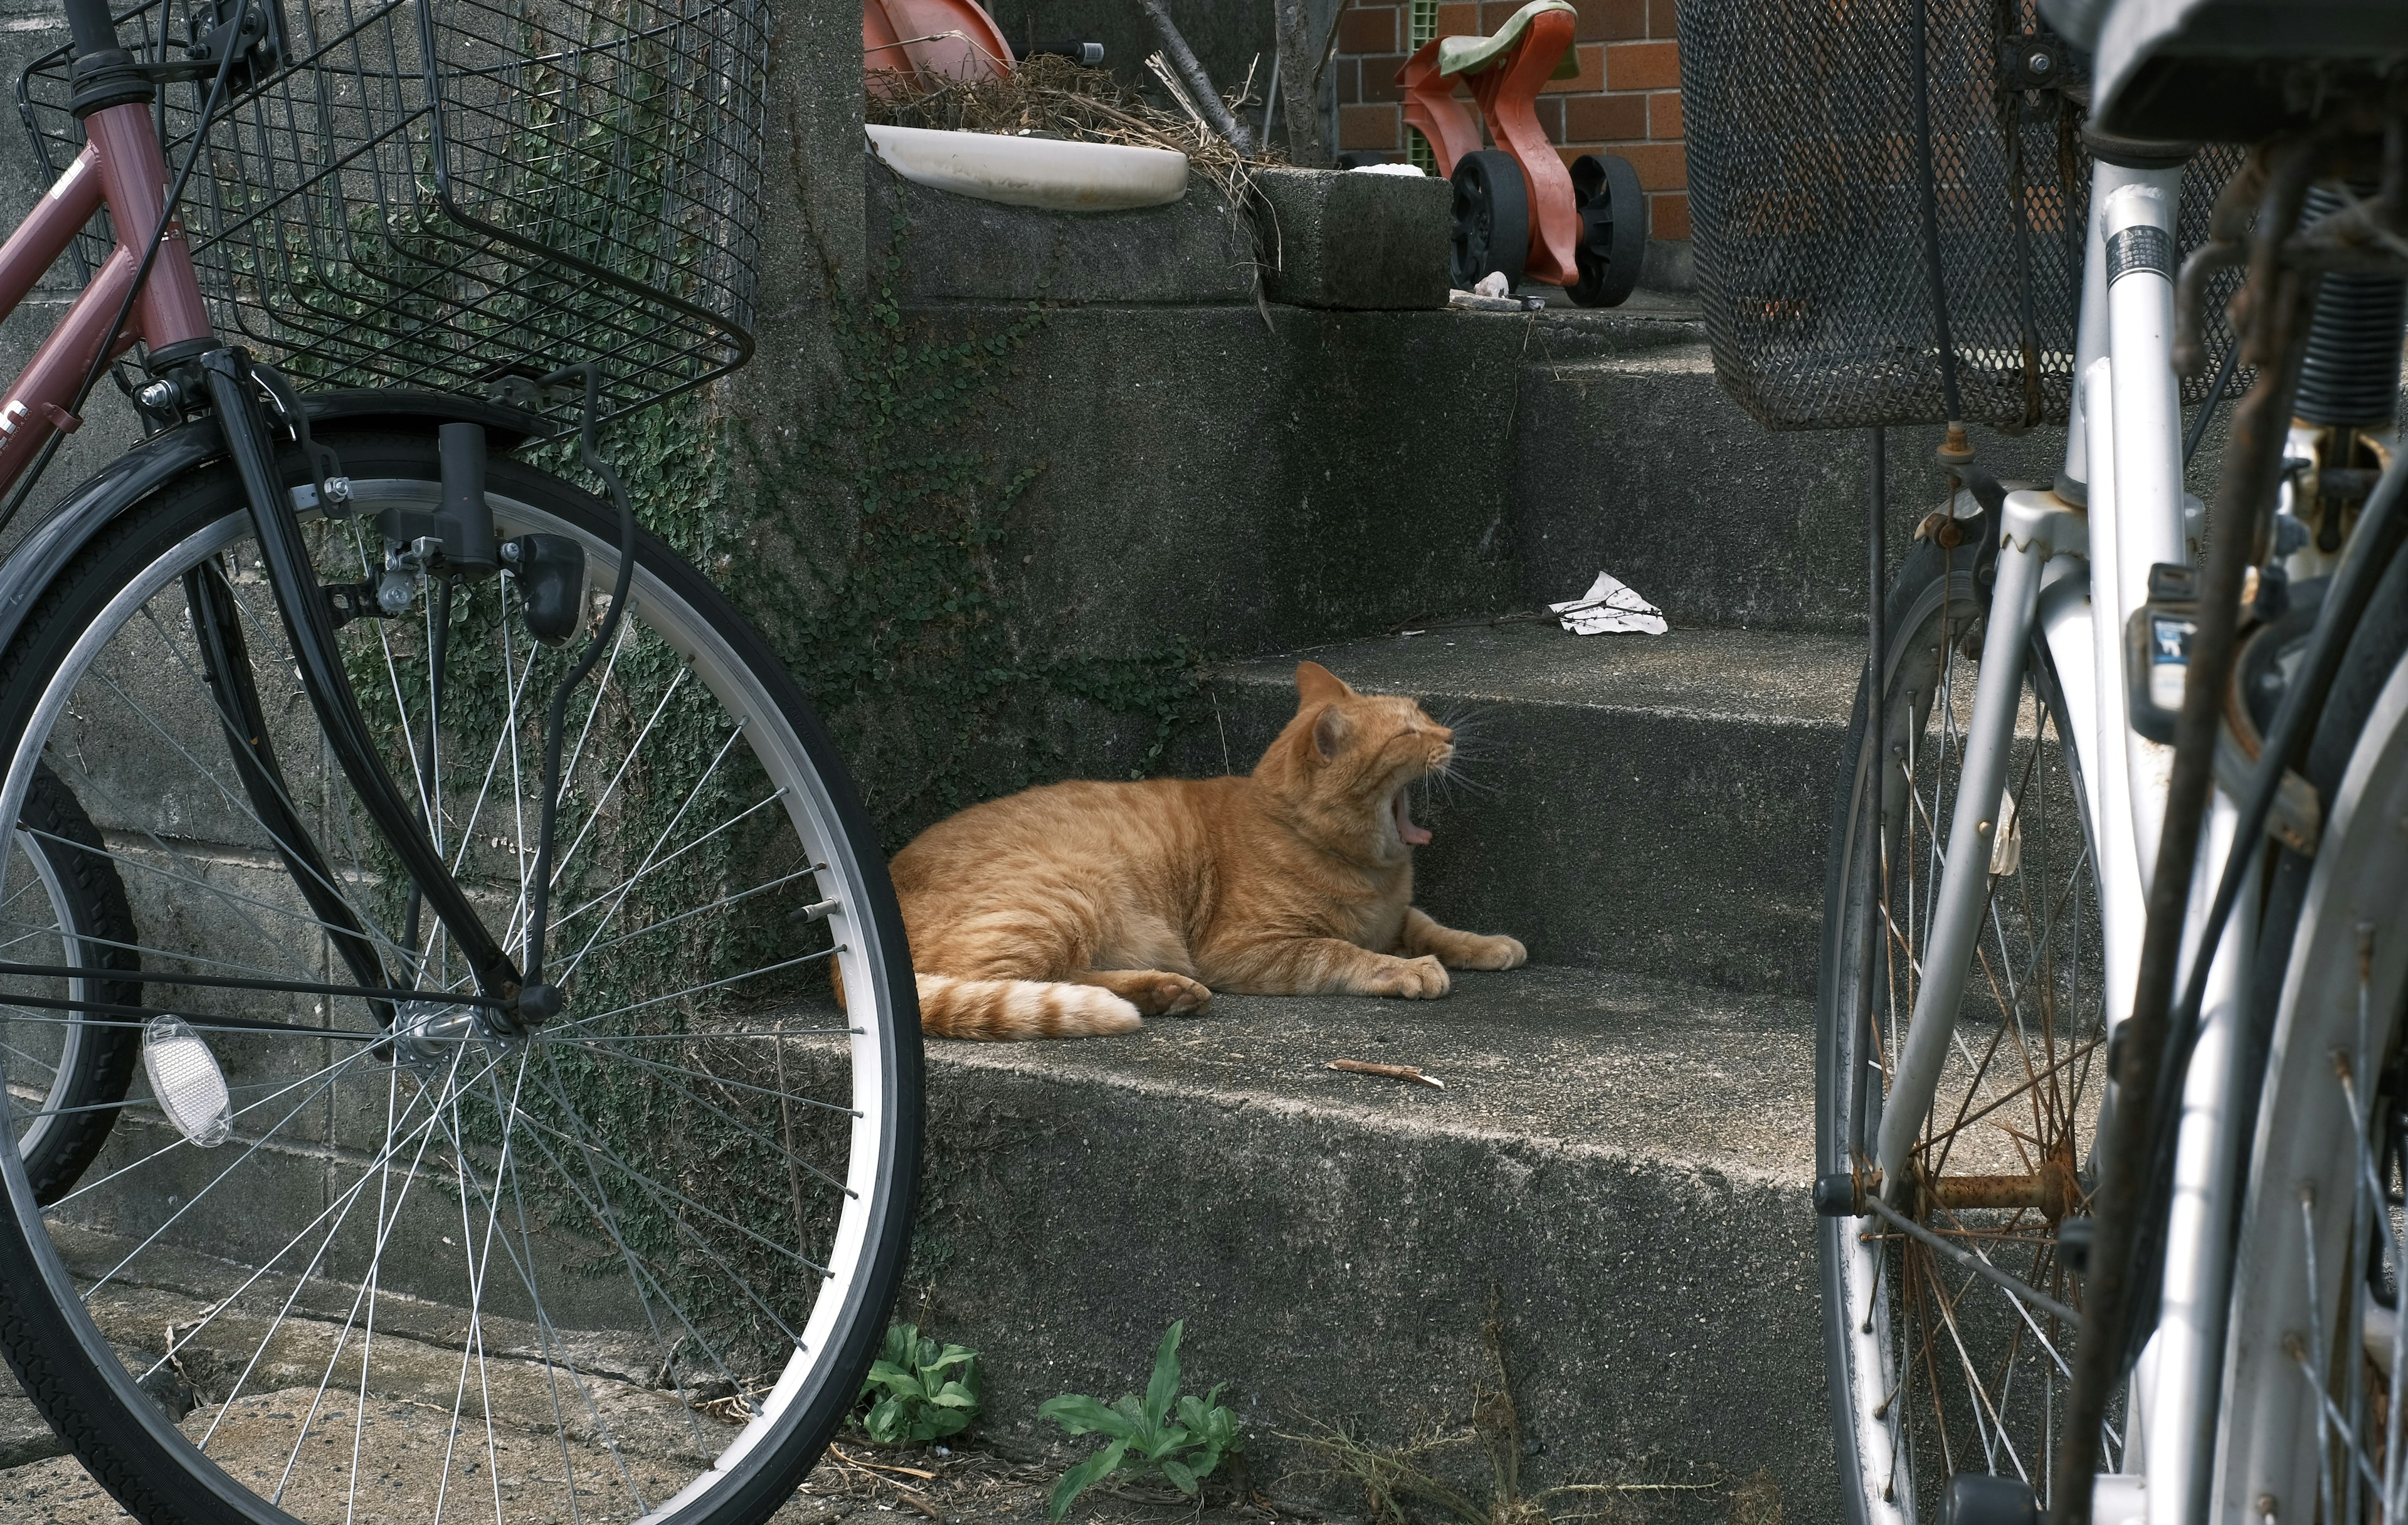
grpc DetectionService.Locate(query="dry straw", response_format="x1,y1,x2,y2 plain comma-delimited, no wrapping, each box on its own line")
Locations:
866,55,1292,312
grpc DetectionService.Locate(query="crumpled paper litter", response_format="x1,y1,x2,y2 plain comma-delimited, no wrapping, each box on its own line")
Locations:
1550,569,1667,635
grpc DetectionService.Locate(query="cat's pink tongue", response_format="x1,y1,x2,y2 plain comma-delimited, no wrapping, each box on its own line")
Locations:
1393,791,1432,846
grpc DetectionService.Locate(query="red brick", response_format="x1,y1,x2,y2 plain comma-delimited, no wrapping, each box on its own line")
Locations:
1339,6,1399,54
1435,3,1480,38
1333,58,1360,103
1565,91,1647,141
1605,39,1679,90
1647,0,1678,37
1361,55,1410,102
1536,97,1564,137
1540,42,1605,92
1575,0,1647,40
1615,139,1687,189
1339,102,1402,150
1649,189,1690,240
1479,1,1523,28
1647,88,1682,138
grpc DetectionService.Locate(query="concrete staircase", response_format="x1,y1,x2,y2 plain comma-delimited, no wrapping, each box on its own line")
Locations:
879,257,2088,1518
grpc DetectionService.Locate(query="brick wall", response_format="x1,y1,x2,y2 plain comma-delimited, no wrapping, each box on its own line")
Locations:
1331,0,1689,243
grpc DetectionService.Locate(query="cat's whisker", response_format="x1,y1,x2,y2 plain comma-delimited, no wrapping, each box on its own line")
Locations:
1424,755,1499,801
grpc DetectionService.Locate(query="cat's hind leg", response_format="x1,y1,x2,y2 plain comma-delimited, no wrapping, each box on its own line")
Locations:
1070,969,1212,1016
1398,907,1528,970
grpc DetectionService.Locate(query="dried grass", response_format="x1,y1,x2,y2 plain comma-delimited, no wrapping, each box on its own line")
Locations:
1278,1297,1730,1525
866,55,1292,314
867,54,1285,209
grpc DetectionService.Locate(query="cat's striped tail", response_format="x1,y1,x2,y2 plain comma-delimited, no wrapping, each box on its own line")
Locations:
914,974,1142,1040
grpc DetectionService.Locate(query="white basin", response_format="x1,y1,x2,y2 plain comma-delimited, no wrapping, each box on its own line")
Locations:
866,124,1189,211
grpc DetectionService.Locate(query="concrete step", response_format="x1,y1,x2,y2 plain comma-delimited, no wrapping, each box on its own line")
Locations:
0,967,1827,1522
1506,330,2069,635
1173,620,1864,999
912,964,1826,1521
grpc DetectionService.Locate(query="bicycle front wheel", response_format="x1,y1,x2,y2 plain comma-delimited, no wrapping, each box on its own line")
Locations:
0,428,921,1525
2215,540,2408,1520
1818,530,2106,1520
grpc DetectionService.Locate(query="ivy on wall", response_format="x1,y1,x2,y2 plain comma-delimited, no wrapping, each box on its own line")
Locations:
722,200,1201,848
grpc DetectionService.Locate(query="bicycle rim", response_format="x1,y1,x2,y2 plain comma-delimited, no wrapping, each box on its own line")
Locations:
0,443,917,1525
1821,544,2108,1519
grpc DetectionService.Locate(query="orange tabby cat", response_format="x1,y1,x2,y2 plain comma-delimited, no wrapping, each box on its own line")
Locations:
875,660,1526,1040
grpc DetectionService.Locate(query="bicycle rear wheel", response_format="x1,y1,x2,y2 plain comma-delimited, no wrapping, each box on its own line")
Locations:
1,762,142,1204
0,428,920,1525
1819,530,2106,1520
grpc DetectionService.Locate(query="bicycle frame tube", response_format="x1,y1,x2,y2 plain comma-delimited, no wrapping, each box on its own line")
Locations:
1874,494,2086,1205
0,97,213,500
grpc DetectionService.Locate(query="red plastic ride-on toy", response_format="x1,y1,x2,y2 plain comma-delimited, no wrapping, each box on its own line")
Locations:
1398,0,1647,306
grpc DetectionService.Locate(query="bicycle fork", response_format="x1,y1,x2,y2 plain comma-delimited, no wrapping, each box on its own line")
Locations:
1876,493,2092,1205
192,348,528,1014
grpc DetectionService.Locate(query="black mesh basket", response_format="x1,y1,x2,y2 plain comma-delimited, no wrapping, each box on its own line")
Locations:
1677,0,2242,433
19,0,770,423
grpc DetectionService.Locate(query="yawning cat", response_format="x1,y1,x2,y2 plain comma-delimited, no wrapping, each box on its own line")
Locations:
877,660,1527,1040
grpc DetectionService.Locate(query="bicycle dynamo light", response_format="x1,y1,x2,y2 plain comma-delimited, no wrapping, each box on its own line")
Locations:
141,1016,233,1148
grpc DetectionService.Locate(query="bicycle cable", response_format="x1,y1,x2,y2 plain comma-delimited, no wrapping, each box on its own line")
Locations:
0,28,244,545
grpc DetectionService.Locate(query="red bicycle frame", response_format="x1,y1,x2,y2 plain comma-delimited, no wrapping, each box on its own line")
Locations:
0,100,213,495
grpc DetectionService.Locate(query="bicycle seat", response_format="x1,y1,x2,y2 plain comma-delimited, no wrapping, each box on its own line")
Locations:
2080,0,2408,140
1435,0,1580,79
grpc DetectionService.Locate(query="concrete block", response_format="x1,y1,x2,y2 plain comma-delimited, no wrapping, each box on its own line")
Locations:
1252,166,1450,310
881,302,1527,660
869,160,1255,307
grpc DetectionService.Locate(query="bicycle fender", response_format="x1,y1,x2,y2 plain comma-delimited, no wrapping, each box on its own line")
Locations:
0,389,556,667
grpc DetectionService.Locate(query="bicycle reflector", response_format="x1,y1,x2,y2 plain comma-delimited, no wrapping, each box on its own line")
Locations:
141,1016,233,1148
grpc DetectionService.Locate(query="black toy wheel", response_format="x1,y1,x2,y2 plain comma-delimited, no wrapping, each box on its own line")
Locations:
1568,152,1647,308
1450,149,1530,290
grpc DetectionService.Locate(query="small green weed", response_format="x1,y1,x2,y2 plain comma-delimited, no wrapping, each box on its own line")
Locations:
1040,1321,1242,1520
858,1323,982,1445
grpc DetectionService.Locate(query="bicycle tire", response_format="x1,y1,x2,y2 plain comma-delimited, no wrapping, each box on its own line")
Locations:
4,761,143,1205
0,428,921,1525
2210,538,2408,1514
1817,529,2106,1521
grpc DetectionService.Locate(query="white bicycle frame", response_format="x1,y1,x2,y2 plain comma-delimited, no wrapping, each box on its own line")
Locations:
1847,152,2262,1521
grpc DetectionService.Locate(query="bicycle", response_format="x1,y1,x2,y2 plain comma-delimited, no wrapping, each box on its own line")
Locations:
1680,0,2408,1518
0,0,923,1521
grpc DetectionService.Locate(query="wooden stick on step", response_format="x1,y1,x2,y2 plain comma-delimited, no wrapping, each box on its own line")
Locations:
1326,1059,1444,1089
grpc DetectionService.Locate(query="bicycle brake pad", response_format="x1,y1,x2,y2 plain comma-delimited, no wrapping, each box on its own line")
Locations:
503,534,586,645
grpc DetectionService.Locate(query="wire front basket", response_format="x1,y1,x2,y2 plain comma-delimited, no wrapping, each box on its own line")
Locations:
1677,0,2242,433
20,0,771,423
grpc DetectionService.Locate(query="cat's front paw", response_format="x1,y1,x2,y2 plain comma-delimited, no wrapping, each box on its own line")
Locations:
1451,934,1527,971
1364,954,1450,1000
1142,973,1213,1016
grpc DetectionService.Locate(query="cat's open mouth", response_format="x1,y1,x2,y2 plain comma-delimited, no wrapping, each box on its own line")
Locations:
1391,788,1431,847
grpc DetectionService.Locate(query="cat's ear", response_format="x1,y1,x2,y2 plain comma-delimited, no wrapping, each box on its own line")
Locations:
1295,661,1354,708
1311,704,1348,761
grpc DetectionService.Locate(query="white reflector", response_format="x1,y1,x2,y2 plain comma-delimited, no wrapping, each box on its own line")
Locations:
142,1016,231,1148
